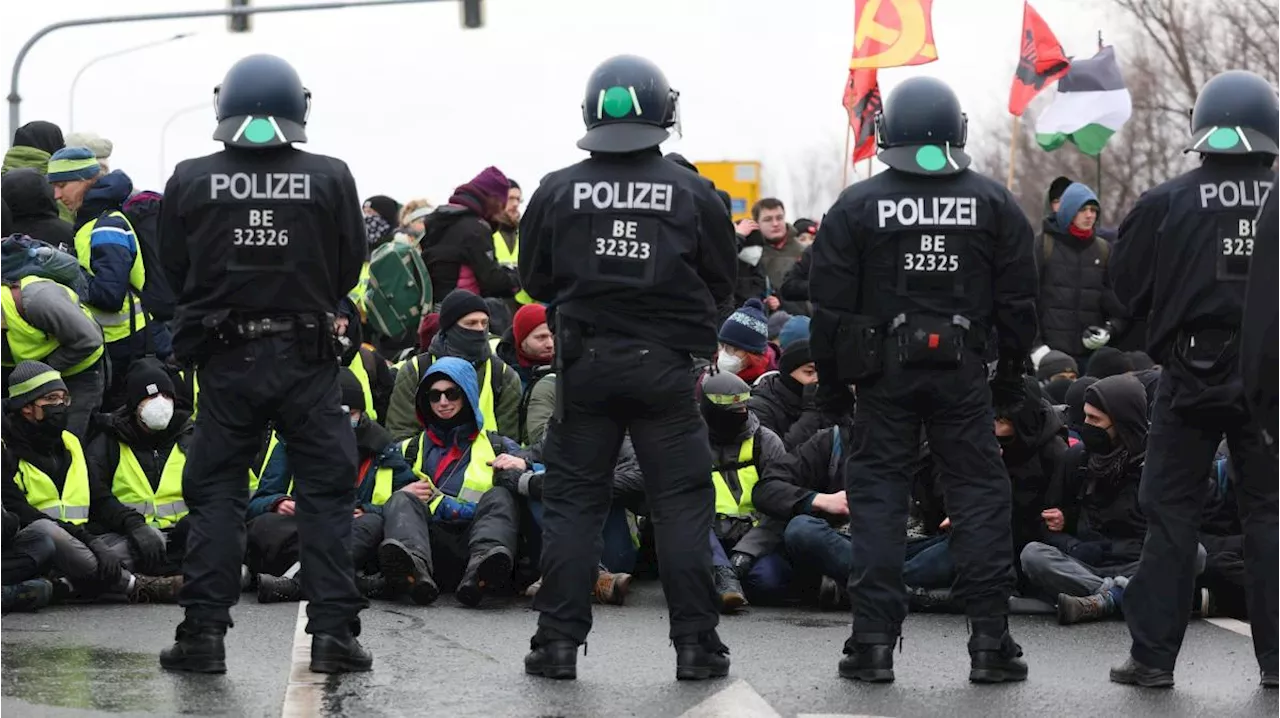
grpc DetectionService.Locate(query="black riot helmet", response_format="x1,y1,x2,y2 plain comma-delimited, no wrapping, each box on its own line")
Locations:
579,55,679,154
874,76,971,176
1185,70,1279,156
212,54,311,148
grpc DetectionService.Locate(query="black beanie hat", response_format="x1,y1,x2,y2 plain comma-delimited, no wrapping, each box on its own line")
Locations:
363,195,400,228
338,368,365,412
1086,346,1132,379
438,289,490,333
1049,176,1073,203
125,358,174,409
780,339,813,375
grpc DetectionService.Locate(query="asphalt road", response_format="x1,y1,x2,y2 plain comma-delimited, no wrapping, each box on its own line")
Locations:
2,582,1274,717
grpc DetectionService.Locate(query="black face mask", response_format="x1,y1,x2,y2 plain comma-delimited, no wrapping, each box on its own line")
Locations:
1080,424,1114,455
703,410,748,443
37,404,69,435
445,327,489,364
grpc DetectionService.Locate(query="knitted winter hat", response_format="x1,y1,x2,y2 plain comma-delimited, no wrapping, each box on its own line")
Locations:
438,289,489,332
468,166,510,203
125,359,174,410
767,310,792,340
363,195,400,227
1036,350,1078,381
1086,346,1132,379
718,299,769,355
777,315,811,350
7,360,66,407
512,303,548,347
63,132,113,161
46,147,99,183
779,339,813,375
418,313,441,350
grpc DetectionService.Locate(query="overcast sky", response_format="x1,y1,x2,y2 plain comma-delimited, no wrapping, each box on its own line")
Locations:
2,0,1116,210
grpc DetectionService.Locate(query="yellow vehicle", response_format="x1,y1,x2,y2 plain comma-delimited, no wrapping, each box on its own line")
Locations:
695,160,762,222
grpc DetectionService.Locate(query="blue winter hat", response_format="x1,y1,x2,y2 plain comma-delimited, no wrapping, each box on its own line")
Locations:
46,146,100,183
777,315,811,350
1055,182,1100,231
718,299,769,354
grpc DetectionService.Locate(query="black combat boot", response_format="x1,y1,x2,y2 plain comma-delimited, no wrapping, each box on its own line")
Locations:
838,633,896,683
1108,655,1173,688
525,627,580,680
310,627,373,674
674,629,731,681
378,540,439,605
160,620,228,674
968,617,1028,683
257,574,302,604
456,546,512,607
713,565,748,613
818,576,850,611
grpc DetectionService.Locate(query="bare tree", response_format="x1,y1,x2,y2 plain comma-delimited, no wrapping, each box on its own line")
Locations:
974,0,1278,225
784,134,849,219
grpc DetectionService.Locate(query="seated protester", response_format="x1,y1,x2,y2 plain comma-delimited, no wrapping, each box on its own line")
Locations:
378,357,525,607
777,315,810,351
1043,376,1074,406
245,369,414,602
1,361,178,602
84,360,193,577
759,426,949,610
713,299,779,385
1,272,106,437
337,320,394,424
386,290,521,442
699,372,789,613
748,340,832,450
1062,376,1099,443
1036,350,1078,384
1084,346,1132,379
2,507,56,612
521,372,557,447
495,303,555,389
1020,375,1205,625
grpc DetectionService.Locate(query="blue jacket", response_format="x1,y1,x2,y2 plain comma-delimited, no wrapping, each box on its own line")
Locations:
247,428,417,519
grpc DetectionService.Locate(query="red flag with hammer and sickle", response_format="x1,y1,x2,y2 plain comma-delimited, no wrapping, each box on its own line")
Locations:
850,0,938,69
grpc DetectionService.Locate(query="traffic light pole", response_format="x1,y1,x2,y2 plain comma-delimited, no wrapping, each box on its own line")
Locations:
7,0,465,141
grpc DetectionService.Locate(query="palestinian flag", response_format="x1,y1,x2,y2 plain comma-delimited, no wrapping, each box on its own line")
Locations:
1035,46,1132,156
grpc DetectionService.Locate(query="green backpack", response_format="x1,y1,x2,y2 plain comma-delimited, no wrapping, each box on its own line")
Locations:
367,241,432,340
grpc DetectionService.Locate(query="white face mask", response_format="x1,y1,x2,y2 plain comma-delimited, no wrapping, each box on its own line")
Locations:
138,396,175,431
737,246,764,266
716,352,744,375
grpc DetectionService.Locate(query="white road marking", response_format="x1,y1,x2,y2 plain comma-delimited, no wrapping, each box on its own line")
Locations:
281,601,323,718
1207,617,1253,638
799,715,896,718
680,680,782,718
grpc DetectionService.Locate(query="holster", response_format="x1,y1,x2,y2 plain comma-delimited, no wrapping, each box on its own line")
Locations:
297,313,337,364
833,315,886,383
550,310,586,423
1167,328,1244,423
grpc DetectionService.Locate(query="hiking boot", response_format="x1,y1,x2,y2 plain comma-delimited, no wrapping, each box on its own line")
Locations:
594,570,631,606
968,618,1028,683
674,629,731,681
160,620,227,674
818,576,850,611
456,546,512,607
907,586,956,613
525,628,579,680
357,573,388,600
257,574,302,604
1261,670,1278,689
377,540,439,606
310,631,373,674
838,636,896,683
1109,655,1173,688
1057,592,1116,625
131,575,183,604
713,565,748,614
2,578,53,613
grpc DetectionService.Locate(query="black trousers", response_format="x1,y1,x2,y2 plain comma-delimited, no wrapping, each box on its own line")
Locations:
845,354,1015,640
1125,378,1278,673
533,336,718,643
2,524,57,585
380,487,519,592
179,334,362,635
247,512,385,577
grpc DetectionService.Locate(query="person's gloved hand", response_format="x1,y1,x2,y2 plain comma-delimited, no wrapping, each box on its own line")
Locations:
729,551,755,581
88,538,123,587
1082,324,1112,351
493,468,523,495
989,356,1026,415
128,525,167,570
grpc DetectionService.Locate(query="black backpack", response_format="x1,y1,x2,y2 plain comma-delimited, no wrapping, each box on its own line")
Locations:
122,191,175,323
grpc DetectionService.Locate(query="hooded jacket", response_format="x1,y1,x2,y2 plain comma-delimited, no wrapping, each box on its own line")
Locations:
706,411,787,558
84,405,194,526
420,205,516,301
753,425,845,519
247,416,416,518
1034,182,1128,356
1,169,74,248
406,356,521,502
747,373,832,450
1001,378,1070,550
385,337,522,443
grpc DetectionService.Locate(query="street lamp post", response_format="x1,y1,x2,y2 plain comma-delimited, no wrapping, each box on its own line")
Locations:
158,102,208,183
68,33,194,133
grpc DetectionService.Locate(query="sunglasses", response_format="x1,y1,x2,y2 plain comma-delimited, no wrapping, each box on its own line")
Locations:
427,387,463,403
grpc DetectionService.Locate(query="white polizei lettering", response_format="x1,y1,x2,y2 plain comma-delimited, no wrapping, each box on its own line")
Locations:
210,173,313,200
1199,183,1219,208
571,181,674,211
1219,181,1240,208
1199,180,1275,209
877,197,977,228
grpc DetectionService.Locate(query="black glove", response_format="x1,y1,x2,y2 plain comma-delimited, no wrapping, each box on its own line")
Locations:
815,381,855,419
493,468,523,495
88,538,123,587
128,525,167,571
989,357,1026,415
729,551,755,581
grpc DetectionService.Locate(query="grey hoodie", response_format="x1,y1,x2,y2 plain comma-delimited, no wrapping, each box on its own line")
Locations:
3,279,104,374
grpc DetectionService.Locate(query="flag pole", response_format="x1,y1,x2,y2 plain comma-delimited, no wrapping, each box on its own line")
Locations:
1005,115,1020,190
842,124,852,186
865,158,873,179
1095,29,1104,197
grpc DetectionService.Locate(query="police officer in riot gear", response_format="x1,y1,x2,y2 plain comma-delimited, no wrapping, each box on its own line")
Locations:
810,76,1038,684
1110,69,1278,690
519,54,738,681
157,54,371,674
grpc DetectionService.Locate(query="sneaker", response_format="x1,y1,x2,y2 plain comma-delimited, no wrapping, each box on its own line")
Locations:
713,565,748,614
2,578,53,613
257,574,302,604
674,629,731,681
1109,656,1173,688
593,571,631,606
134,575,184,604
